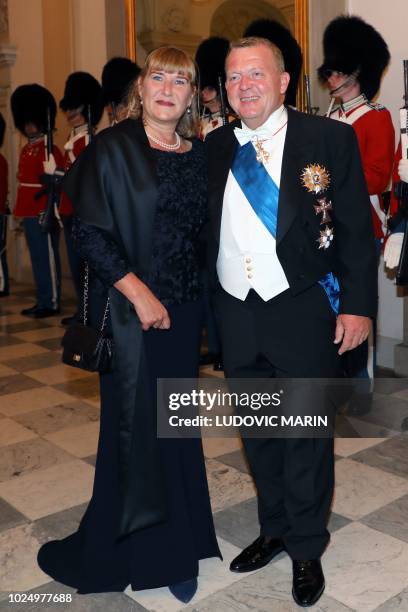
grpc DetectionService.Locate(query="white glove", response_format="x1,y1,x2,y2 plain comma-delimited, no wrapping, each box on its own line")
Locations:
398,158,408,183
384,232,404,269
43,153,56,175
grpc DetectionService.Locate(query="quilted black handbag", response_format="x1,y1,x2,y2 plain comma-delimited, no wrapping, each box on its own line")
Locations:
61,262,113,373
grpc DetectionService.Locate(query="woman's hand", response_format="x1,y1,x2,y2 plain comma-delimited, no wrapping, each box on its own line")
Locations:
114,273,171,331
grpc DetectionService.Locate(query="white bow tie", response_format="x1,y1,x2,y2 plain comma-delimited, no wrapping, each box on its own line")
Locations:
233,125,272,146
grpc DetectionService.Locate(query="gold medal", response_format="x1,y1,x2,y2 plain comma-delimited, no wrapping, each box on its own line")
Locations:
301,164,330,194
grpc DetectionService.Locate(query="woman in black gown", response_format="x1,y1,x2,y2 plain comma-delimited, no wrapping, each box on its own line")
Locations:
37,46,221,603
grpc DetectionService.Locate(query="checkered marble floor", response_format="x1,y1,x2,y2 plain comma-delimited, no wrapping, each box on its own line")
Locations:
1,284,408,611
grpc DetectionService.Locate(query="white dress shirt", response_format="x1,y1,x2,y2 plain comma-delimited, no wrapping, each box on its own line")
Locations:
217,105,290,301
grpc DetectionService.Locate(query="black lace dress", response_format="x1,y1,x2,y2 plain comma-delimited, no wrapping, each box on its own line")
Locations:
37,139,221,593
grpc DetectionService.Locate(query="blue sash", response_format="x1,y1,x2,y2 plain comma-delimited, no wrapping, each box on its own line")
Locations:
231,141,340,314
231,141,279,238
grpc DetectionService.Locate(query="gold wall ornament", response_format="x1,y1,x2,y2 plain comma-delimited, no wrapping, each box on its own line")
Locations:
294,0,309,112
124,0,136,62
301,164,330,194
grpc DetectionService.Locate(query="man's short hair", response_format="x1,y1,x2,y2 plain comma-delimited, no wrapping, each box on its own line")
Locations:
227,37,286,73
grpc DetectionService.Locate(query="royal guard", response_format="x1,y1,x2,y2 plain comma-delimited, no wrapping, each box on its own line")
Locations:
101,57,140,125
319,16,394,246
195,36,235,140
0,113,9,297
59,72,104,324
11,84,63,317
244,18,303,108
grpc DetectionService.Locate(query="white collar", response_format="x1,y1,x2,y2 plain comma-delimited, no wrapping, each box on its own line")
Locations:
234,105,287,146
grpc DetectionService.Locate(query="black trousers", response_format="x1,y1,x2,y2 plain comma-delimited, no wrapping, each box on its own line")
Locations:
215,283,341,560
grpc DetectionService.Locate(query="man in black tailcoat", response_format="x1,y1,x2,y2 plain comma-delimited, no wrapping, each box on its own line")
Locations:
206,36,377,607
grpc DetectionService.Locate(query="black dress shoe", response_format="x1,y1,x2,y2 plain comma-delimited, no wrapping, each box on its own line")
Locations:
21,304,39,316
60,313,79,326
230,536,285,573
22,306,60,318
292,559,325,607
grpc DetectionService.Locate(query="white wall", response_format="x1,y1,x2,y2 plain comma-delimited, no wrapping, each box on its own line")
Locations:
347,0,408,357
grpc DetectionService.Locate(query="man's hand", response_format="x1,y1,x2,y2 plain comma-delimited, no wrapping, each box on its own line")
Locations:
334,314,371,355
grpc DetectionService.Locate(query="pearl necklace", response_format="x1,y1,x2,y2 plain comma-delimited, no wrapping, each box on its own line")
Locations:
146,130,181,150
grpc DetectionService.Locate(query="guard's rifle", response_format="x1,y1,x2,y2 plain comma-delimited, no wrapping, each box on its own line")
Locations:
217,75,228,126
394,60,408,285
36,108,63,233
304,75,319,115
86,103,93,143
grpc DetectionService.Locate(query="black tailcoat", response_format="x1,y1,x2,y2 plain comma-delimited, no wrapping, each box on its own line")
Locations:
207,107,378,318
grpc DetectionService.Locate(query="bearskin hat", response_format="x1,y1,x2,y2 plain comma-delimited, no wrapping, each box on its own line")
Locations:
0,113,5,147
244,19,303,107
59,72,104,126
101,57,140,106
318,15,390,101
11,84,57,134
195,36,230,92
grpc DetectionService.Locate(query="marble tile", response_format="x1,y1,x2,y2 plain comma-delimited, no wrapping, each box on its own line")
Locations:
374,587,408,611
334,437,387,457
0,582,149,612
200,365,225,379
126,537,242,612
25,364,94,385
0,313,33,325
375,377,408,395
83,454,97,467
0,334,24,348
13,326,65,342
14,401,99,436
333,458,408,520
0,497,28,533
0,342,48,362
354,393,408,432
351,436,408,479
0,523,52,591
0,373,42,396
0,386,75,417
214,497,259,549
0,417,37,447
184,563,352,612
362,493,408,544
0,362,19,377
1,320,51,334
327,512,352,534
346,416,399,440
216,449,250,474
0,437,74,483
206,458,256,513
54,376,100,400
313,523,408,612
7,350,63,373
32,502,88,544
202,436,243,459
35,337,66,351
44,422,100,458
0,459,94,520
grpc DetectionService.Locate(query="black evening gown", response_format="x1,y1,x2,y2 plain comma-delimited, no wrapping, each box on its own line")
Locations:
38,140,221,593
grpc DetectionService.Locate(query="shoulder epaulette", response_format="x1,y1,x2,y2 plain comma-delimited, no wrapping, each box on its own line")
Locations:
367,101,386,111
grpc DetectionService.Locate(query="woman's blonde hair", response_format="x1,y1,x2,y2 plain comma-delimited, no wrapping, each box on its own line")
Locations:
127,46,200,138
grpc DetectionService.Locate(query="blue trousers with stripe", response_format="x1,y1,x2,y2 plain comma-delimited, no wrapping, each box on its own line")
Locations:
23,217,61,310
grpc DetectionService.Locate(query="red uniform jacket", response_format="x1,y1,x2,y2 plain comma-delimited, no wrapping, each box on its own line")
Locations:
331,101,395,238
59,129,88,216
14,137,63,218
0,153,8,214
